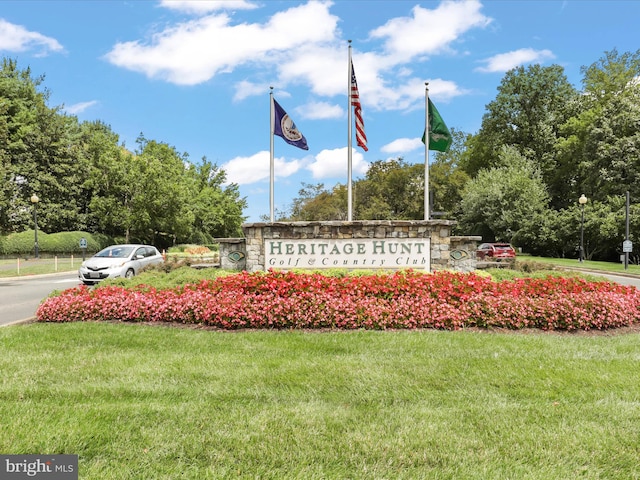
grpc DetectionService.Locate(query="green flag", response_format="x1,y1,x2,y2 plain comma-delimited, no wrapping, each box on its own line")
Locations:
421,98,452,152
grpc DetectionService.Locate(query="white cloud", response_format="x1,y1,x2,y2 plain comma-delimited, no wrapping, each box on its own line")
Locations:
381,137,423,155
307,147,369,179
476,48,555,73
369,0,492,63
222,150,306,185
233,80,266,102
274,1,487,109
299,101,343,120
277,44,344,97
364,77,465,113
105,1,489,111
159,0,258,14
0,19,63,56
105,1,339,86
64,101,98,115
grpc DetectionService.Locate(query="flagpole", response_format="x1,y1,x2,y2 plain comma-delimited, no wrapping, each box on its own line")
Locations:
269,86,275,222
347,40,353,221
424,82,430,221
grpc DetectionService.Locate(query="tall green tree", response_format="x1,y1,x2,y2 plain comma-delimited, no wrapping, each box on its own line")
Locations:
429,128,471,217
0,58,50,233
82,121,138,239
132,136,194,244
461,64,578,203
0,58,248,246
556,49,640,207
286,183,347,221
355,158,423,220
458,146,551,244
0,58,90,234
186,158,247,240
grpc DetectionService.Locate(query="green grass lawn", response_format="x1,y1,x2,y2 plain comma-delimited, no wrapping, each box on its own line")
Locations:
1,322,639,479
0,257,79,277
520,255,640,276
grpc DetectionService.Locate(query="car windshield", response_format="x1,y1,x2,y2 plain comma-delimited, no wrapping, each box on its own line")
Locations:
95,246,135,258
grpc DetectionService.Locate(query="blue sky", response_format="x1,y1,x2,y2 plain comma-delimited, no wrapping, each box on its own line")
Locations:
1,1,638,222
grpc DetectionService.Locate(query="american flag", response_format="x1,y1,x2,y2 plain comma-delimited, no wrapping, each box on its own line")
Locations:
350,60,368,152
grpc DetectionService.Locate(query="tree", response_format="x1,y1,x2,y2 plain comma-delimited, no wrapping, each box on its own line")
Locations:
83,122,139,240
0,58,51,233
457,146,551,245
132,136,194,245
286,183,347,221
0,59,92,234
355,158,423,220
429,128,471,217
556,50,640,207
461,64,578,202
186,158,247,240
0,57,248,246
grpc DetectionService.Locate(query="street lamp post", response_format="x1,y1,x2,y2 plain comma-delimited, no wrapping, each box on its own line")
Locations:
30,194,39,258
579,194,588,262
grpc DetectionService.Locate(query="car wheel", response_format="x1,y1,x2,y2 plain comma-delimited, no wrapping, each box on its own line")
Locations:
125,268,135,279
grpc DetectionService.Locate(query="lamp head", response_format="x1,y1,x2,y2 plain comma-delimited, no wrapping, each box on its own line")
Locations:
30,194,39,204
578,194,587,205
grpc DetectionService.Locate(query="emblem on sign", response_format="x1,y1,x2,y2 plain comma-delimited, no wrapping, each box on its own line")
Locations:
228,251,245,263
450,250,469,260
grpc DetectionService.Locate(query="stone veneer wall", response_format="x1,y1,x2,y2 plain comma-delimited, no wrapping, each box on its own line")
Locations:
450,235,483,272
216,237,247,270
230,220,481,273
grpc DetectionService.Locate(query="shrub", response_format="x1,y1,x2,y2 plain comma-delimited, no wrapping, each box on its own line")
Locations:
0,231,113,255
184,245,211,255
514,259,554,273
0,230,44,255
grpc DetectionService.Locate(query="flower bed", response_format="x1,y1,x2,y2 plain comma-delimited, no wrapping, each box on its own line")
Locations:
36,270,640,331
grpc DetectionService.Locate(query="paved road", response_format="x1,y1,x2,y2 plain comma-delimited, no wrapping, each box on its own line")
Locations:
592,272,640,288
0,272,80,326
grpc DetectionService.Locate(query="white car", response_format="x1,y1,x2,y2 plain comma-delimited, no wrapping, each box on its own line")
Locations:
78,244,164,285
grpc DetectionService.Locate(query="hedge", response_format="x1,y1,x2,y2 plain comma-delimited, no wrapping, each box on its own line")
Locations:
0,231,114,255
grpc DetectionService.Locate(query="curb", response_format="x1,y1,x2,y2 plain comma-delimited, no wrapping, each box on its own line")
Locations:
558,266,640,279
0,270,78,282
1,317,37,327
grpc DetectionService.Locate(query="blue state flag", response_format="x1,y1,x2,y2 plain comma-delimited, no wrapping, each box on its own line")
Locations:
272,97,309,150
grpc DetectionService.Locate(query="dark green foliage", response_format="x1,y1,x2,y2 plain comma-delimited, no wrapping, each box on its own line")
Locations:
284,183,348,221
356,158,424,219
457,147,551,245
0,231,112,255
0,230,43,255
0,59,246,246
461,64,578,192
284,130,470,222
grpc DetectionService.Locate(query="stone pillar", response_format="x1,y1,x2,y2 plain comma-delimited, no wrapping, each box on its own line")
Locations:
449,235,482,272
216,238,246,271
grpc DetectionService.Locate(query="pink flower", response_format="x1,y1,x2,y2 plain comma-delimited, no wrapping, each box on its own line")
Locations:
35,271,640,332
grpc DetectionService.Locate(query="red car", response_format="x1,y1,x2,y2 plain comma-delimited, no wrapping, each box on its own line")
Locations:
476,243,516,261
